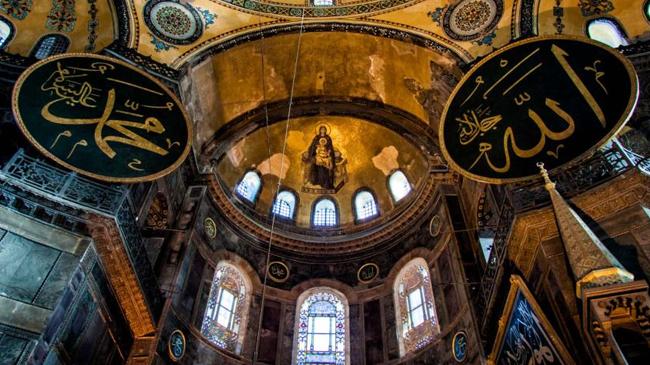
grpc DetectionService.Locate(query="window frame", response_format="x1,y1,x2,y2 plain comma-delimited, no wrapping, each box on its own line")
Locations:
311,196,339,228
30,34,70,59
352,188,380,223
0,16,15,50
292,287,350,365
585,17,629,48
234,169,263,206
270,187,299,222
387,169,413,204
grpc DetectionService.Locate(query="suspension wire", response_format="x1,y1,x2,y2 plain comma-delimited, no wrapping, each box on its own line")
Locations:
252,9,306,364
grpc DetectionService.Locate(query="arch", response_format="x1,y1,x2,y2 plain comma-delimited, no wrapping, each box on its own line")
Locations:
292,287,350,365
388,170,412,203
235,170,262,204
272,189,298,220
586,18,628,48
0,16,14,49
201,261,252,355
312,197,338,227
353,189,379,222
31,34,70,59
393,257,440,356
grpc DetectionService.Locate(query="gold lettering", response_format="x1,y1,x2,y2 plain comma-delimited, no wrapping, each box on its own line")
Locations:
483,48,540,100
128,158,144,171
66,139,88,159
50,130,72,148
584,60,608,95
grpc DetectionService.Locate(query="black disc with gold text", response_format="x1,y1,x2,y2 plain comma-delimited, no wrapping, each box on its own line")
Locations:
12,53,191,183
440,36,638,184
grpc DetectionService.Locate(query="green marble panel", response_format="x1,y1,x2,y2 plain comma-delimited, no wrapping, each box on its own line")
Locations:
0,233,59,304
34,252,78,309
0,334,28,365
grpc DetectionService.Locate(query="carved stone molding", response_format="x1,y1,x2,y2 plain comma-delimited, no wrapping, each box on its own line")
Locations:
582,280,650,363
509,171,650,276
87,214,156,337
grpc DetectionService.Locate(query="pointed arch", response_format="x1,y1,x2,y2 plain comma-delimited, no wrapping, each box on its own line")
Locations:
393,257,440,356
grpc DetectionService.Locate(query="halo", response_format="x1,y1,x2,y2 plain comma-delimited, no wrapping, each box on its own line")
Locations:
315,123,331,135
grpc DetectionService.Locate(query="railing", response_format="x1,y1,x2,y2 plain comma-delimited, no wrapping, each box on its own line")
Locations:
0,149,127,215
507,144,636,213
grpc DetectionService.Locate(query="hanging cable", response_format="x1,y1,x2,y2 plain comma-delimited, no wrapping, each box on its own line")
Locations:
252,9,306,364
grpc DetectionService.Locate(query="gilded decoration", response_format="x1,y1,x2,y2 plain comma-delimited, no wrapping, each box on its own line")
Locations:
488,275,575,365
428,215,442,237
439,36,638,184
578,0,614,17
144,0,203,45
168,329,186,361
0,0,31,20
203,217,217,238
45,0,76,32
216,0,418,18
11,53,192,182
443,0,503,41
357,263,379,283
267,261,289,283
301,124,348,194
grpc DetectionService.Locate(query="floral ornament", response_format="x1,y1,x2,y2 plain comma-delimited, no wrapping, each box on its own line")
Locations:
578,0,614,17
149,32,177,52
473,30,496,46
427,5,447,27
46,0,77,32
196,7,216,28
1,0,33,20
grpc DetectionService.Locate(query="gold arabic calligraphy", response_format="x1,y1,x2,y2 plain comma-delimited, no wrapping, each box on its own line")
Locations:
457,44,607,174
39,61,180,168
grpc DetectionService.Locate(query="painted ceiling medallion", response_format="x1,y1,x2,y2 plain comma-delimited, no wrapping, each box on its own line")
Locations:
443,0,503,41
144,0,203,45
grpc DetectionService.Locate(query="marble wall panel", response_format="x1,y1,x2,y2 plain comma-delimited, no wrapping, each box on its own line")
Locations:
34,253,78,309
0,232,59,304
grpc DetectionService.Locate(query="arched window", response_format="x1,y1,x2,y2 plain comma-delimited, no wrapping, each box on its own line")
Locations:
293,288,349,365
201,262,251,354
393,258,439,356
312,198,337,227
235,171,261,204
272,190,297,220
646,1,650,21
587,18,628,48
32,35,69,59
354,190,378,221
388,170,412,202
0,17,14,49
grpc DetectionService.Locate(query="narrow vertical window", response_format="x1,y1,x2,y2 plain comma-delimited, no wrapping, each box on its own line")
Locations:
272,190,297,220
32,35,69,59
294,288,348,365
388,170,412,202
0,17,13,49
587,18,628,48
312,198,337,227
201,262,250,354
235,171,261,204
354,190,378,221
394,258,439,356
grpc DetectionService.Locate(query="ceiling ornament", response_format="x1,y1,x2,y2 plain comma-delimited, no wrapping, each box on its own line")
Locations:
216,0,417,18
443,0,503,41
144,0,203,45
204,217,217,238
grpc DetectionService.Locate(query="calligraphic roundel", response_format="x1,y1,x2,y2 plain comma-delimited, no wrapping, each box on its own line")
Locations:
12,53,192,182
440,36,638,184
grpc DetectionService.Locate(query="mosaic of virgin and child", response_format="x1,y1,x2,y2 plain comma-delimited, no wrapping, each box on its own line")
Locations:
301,125,347,192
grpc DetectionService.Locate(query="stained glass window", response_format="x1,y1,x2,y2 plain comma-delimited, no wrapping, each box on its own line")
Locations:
354,190,378,221
313,198,337,227
32,35,69,59
587,19,628,48
394,258,439,356
388,171,411,202
201,262,250,354
272,190,297,219
294,289,348,365
0,17,13,49
236,171,261,203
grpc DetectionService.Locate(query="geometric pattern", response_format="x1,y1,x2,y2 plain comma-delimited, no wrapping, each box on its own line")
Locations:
0,0,32,20
46,0,76,32
443,0,503,41
578,0,614,17
144,0,203,45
